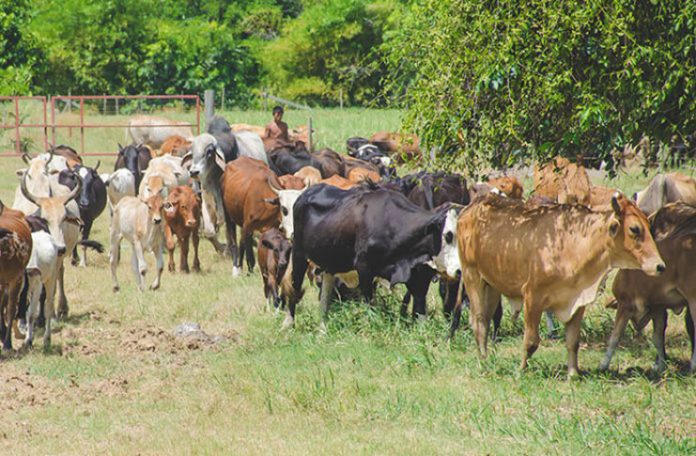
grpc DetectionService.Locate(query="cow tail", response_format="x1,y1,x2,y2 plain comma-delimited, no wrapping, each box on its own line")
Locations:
79,239,105,253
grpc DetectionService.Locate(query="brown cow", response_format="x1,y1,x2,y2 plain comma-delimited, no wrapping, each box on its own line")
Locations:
294,166,322,186
450,193,664,376
600,202,696,372
231,123,266,137
533,157,592,205
221,157,305,276
163,186,201,273
343,156,380,179
347,167,380,184
257,228,293,310
0,200,33,350
488,176,524,199
158,135,192,157
370,131,420,161
48,144,82,169
321,175,357,190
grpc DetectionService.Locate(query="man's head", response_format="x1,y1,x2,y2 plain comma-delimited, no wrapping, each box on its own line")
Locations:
273,106,284,122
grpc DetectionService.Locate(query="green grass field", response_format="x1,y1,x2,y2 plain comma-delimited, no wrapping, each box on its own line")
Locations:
0,109,694,454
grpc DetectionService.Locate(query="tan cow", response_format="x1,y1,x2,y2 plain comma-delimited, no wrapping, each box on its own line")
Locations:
157,135,192,157
370,131,420,161
533,157,592,205
138,155,189,199
589,185,618,211
109,194,166,292
347,167,380,184
488,176,524,199
294,166,322,186
127,115,194,149
600,202,696,372
231,123,266,137
450,193,664,376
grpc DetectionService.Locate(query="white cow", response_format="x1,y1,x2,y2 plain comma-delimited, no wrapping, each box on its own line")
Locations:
24,231,60,348
138,155,190,199
109,194,166,292
105,168,136,213
13,153,70,215
127,115,194,149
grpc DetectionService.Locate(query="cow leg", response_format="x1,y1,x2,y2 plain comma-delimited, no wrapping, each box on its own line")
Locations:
24,273,41,348
448,280,467,340
79,219,94,268
471,284,500,357
491,299,503,342
686,306,695,372
3,281,22,351
223,211,240,277
319,272,336,332
71,246,80,267
442,279,459,320
520,296,544,370
179,233,190,274
56,260,68,319
285,252,308,329
358,272,375,306
545,311,559,339
191,229,201,272
42,278,56,348
151,243,164,290
244,231,255,273
564,307,585,377
165,223,176,272
651,309,668,372
400,291,411,317
405,265,434,320
110,233,121,292
599,302,632,371
133,240,147,292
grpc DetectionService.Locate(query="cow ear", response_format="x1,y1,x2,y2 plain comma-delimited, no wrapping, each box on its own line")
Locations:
609,219,620,238
263,197,279,206
118,143,124,154
16,169,26,178
181,152,192,169
261,239,274,250
163,201,175,212
611,193,623,217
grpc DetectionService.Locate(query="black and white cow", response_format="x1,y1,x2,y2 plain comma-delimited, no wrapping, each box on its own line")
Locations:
282,182,453,329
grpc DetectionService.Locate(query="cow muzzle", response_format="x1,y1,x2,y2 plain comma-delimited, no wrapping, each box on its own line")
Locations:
56,245,67,257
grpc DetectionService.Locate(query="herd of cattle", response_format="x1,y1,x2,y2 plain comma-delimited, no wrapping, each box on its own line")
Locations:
1,114,695,378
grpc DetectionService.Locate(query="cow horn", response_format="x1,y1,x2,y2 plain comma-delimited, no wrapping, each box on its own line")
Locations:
94,160,101,172
21,152,32,164
268,176,283,195
20,173,40,206
0,199,4,216
44,150,54,169
63,172,83,205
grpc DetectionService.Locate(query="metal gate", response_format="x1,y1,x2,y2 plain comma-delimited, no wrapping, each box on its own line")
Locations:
0,95,200,157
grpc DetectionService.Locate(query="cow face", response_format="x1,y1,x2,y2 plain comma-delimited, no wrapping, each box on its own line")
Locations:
608,193,665,276
276,189,305,239
21,173,82,256
356,144,391,168
261,235,293,278
182,134,225,180
431,208,461,279
146,194,165,225
141,175,166,200
164,189,200,229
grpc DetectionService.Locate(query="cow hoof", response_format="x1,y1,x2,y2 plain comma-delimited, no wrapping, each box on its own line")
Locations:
113,286,120,293
150,283,160,291
192,265,201,273
232,266,242,278
281,315,294,330
23,339,33,349
168,265,176,273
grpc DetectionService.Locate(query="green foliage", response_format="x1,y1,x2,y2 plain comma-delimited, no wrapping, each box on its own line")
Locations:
0,0,42,94
384,0,696,171
259,0,398,106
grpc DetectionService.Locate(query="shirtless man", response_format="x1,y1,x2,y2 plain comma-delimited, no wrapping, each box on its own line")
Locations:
264,106,290,144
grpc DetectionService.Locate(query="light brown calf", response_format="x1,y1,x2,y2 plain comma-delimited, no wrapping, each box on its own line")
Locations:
533,157,592,205
164,186,201,273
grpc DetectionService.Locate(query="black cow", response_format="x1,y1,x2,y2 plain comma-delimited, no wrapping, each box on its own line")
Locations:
114,143,152,196
207,115,239,162
269,146,344,178
58,163,107,266
283,183,449,329
346,137,370,155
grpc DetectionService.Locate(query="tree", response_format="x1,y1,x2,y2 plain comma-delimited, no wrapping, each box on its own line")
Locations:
384,0,696,171
0,0,42,94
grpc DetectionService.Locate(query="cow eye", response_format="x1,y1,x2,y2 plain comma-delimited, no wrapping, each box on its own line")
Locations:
281,207,288,216
445,232,454,244
630,226,641,236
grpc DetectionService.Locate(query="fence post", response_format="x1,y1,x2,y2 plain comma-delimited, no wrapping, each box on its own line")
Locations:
204,90,215,123
220,86,225,111
263,88,268,111
339,89,343,110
